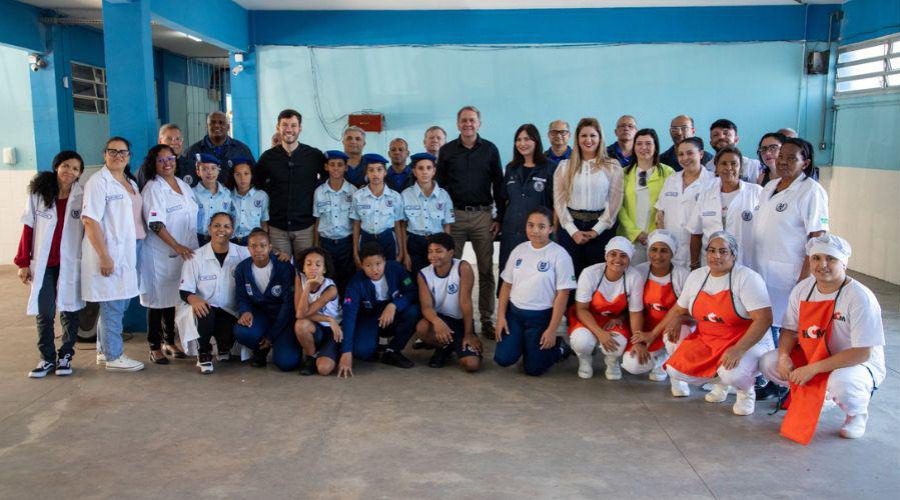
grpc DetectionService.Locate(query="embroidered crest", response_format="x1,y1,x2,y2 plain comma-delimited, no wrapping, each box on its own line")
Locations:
776,202,788,212
448,283,459,294
70,209,81,219
254,199,263,208
183,174,194,185
533,179,545,192
741,210,753,221
537,261,550,272
245,283,253,295
515,258,523,268
271,285,282,297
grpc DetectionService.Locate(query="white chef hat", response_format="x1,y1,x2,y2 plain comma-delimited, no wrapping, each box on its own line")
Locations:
806,233,852,265
605,236,635,260
647,229,678,255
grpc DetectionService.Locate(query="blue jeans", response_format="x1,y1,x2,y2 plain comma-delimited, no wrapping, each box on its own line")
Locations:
97,238,142,357
99,299,130,361
35,266,80,363
494,304,561,376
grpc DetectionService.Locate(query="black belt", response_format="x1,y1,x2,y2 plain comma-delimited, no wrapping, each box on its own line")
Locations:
568,208,604,221
455,204,492,212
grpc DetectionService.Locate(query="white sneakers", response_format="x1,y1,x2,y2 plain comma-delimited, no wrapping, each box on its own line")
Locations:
840,413,868,439
105,355,145,372
733,387,756,416
604,355,622,381
670,379,690,397
96,352,106,365
649,365,668,382
197,355,214,374
704,383,729,403
576,355,594,379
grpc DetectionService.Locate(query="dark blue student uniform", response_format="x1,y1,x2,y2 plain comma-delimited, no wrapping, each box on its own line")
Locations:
345,159,369,188
233,255,300,371
497,160,557,272
341,261,420,360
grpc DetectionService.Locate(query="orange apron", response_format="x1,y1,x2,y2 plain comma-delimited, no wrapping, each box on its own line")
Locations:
666,271,751,378
567,270,631,341
780,280,846,445
634,268,677,353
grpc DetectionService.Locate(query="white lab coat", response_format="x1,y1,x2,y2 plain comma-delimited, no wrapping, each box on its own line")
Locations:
20,183,86,315
655,168,715,267
689,179,762,268
752,174,829,327
80,167,140,302
178,242,250,316
139,177,200,308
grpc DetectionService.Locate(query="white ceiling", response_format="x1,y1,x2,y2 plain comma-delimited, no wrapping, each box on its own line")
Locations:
234,0,841,10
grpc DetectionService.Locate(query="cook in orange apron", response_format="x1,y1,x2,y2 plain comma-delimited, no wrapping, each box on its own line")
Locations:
567,272,631,353
632,266,677,354
666,271,751,380
779,280,846,445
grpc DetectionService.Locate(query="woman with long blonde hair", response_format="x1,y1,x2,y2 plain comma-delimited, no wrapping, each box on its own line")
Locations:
552,118,624,277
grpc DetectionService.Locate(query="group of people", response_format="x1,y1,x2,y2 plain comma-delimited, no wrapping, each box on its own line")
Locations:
16,105,885,443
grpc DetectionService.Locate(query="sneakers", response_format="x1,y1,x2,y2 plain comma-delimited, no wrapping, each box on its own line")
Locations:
733,387,756,416
649,365,668,382
381,349,415,369
217,351,232,362
705,383,729,403
105,355,145,372
298,355,318,375
839,412,868,439
162,343,187,359
28,360,55,378
96,352,106,365
604,355,622,381
480,323,495,341
55,353,73,376
250,348,269,368
576,354,594,379
197,354,214,374
428,348,451,369
670,379,691,397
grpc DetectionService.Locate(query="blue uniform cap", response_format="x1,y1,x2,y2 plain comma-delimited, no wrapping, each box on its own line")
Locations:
325,150,350,162
196,153,221,166
362,153,388,165
409,152,437,165
231,157,252,167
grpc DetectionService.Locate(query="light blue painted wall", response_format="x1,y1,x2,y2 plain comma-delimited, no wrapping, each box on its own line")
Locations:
0,44,36,170
73,112,110,167
833,93,900,170
257,43,817,164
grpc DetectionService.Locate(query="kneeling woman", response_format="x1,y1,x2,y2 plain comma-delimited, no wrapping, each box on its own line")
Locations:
234,229,299,372
568,236,643,380
339,242,420,377
624,230,691,383
495,207,575,376
660,231,773,415
294,247,343,376
179,212,250,374
760,235,885,442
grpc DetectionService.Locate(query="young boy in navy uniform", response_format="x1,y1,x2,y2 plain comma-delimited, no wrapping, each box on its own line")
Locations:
338,242,420,377
313,150,357,293
193,153,234,246
233,229,300,371
350,154,405,265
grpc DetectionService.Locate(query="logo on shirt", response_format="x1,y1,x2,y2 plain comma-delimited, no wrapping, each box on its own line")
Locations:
804,325,823,339
533,179,545,192
271,285,283,297
345,195,353,203
741,210,753,221
703,312,725,323
254,199,263,208
833,312,846,322
183,174,194,185
537,261,550,272
385,200,394,208
436,203,444,210
245,283,253,295
448,283,459,294
776,202,788,212
70,209,81,219
649,303,669,312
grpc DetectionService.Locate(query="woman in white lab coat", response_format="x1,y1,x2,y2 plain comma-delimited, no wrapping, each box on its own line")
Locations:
752,138,828,336
15,151,85,378
179,212,250,374
654,137,714,267
688,146,761,270
139,144,199,364
81,137,145,372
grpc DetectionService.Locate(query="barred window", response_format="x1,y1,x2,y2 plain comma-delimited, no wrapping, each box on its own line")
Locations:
71,62,108,114
835,34,900,94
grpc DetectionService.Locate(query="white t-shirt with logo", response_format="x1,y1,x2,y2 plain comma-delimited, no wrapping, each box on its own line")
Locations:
677,265,771,319
501,241,576,311
575,263,644,313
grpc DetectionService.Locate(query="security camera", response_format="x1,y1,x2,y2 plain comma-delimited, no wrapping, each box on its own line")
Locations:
28,53,47,72
231,64,244,76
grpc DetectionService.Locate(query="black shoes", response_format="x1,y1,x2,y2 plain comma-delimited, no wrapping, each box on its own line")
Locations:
299,356,317,376
428,348,452,368
412,339,436,350
756,380,788,401
381,349,415,369
250,348,269,368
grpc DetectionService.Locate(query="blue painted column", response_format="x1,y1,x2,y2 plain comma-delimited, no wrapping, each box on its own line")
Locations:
30,25,75,172
102,0,157,164
102,0,155,333
230,49,260,157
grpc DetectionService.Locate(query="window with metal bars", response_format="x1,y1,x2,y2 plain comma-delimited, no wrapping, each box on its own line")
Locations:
71,62,108,114
835,34,900,95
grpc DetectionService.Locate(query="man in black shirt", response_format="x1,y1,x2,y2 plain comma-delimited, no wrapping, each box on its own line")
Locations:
658,114,713,171
255,109,326,263
182,111,254,186
437,105,504,338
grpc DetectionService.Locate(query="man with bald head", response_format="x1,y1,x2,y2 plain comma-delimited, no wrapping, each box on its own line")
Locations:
606,115,637,166
545,119,572,165
659,115,713,171
183,110,254,185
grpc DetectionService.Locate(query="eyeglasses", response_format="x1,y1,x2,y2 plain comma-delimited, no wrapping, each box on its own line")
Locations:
105,149,130,158
669,126,691,132
638,170,648,187
705,247,732,256
156,156,177,164
757,144,781,155
549,130,570,136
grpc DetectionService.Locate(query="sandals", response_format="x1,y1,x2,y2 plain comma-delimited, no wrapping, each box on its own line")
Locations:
149,350,170,365
162,343,187,359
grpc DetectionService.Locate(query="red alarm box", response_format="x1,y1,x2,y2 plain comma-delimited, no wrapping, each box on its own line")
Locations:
348,113,384,132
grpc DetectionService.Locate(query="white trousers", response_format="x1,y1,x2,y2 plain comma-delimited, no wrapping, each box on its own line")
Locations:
620,324,693,375
569,327,628,360
759,350,878,416
666,335,774,391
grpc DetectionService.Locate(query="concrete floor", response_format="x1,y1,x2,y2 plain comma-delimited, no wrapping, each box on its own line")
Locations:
0,264,898,500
